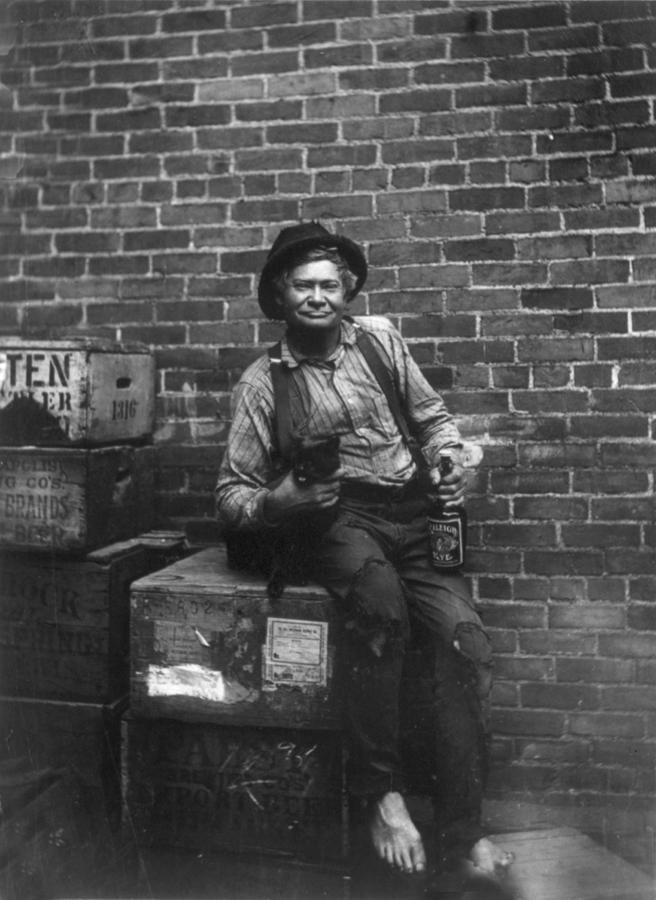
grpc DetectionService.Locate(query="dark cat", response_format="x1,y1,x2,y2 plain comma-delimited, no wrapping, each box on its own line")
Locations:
224,434,341,599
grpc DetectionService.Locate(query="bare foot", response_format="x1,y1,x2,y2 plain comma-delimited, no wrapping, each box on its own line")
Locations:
370,791,426,874
469,836,514,875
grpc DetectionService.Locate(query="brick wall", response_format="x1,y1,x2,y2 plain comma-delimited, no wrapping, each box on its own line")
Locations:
1,0,655,861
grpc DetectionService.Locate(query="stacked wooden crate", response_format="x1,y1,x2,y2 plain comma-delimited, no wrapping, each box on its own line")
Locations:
0,338,186,831
126,546,350,869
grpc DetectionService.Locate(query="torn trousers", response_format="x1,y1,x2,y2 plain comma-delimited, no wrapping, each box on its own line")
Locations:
314,490,493,858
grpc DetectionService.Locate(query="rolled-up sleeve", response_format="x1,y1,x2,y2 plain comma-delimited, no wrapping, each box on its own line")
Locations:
215,368,278,531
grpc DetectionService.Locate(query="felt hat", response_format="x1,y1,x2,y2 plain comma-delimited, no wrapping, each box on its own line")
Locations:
257,221,368,319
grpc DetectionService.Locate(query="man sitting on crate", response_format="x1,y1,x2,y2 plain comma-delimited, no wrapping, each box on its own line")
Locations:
215,223,512,888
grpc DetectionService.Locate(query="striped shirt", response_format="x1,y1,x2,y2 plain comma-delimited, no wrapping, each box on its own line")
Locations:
215,315,462,530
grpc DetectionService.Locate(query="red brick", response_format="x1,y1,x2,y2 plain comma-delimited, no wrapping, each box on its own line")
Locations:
569,713,644,739
164,58,229,81
129,36,192,59
456,83,527,108
514,497,588,521
522,684,599,711
492,709,566,738
496,106,569,133
231,2,297,28
198,125,263,151
305,43,373,68
268,21,335,48
22,303,84,330
160,9,227,32
380,89,451,115
122,230,190,252
267,122,338,144
96,108,160,133
415,61,483,85
592,390,656,415
236,99,302,122
459,134,532,161
411,213,480,240
627,606,656,631
520,630,596,656
524,551,604,576
529,24,598,52
445,239,514,262
571,416,647,439
474,263,547,286
492,4,567,29
562,524,640,549
268,71,336,97
55,232,120,253
339,68,408,91
491,56,563,83
377,36,447,64
487,212,559,235
152,253,217,276
450,187,524,211
232,51,299,77
557,658,635,684
451,32,524,59
496,657,555,683
482,523,556,548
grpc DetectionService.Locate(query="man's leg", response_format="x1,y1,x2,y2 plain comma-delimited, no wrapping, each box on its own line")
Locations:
398,516,512,878
314,506,426,875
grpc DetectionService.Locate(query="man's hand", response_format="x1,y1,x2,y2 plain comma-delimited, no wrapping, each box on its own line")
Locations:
428,461,466,508
263,468,344,525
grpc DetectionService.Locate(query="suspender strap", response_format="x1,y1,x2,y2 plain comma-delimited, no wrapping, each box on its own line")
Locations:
268,321,426,472
268,342,294,463
350,320,428,474
353,326,412,446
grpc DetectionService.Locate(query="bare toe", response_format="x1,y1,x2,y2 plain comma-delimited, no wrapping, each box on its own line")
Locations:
370,792,426,875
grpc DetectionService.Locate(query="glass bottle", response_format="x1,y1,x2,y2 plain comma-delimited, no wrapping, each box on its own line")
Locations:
427,451,467,570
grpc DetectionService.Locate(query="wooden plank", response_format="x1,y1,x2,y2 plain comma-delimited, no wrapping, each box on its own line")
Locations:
0,339,154,445
130,544,330,600
492,828,655,900
0,445,155,552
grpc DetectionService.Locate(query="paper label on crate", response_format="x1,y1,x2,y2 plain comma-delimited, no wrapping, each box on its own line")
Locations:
147,663,257,704
264,618,328,686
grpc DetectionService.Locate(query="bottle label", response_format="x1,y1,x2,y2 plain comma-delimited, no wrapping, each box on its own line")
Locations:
428,514,464,568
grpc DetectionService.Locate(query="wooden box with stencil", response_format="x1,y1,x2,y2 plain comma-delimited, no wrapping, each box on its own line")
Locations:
129,546,344,730
0,532,187,701
0,337,154,446
122,716,348,862
0,445,155,553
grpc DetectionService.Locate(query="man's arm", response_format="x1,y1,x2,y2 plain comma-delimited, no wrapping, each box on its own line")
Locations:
216,367,343,530
215,374,278,531
367,318,463,466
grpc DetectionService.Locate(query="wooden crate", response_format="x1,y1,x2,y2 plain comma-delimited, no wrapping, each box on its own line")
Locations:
0,337,154,446
0,698,128,899
123,715,349,864
0,445,155,553
129,546,344,730
0,531,187,701
0,695,126,813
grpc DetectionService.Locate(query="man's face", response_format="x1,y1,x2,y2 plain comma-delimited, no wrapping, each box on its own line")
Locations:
276,259,346,336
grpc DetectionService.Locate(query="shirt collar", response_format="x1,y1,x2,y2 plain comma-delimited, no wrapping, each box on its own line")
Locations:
280,317,358,369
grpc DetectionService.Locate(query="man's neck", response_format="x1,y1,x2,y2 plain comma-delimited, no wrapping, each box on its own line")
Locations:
286,324,342,360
